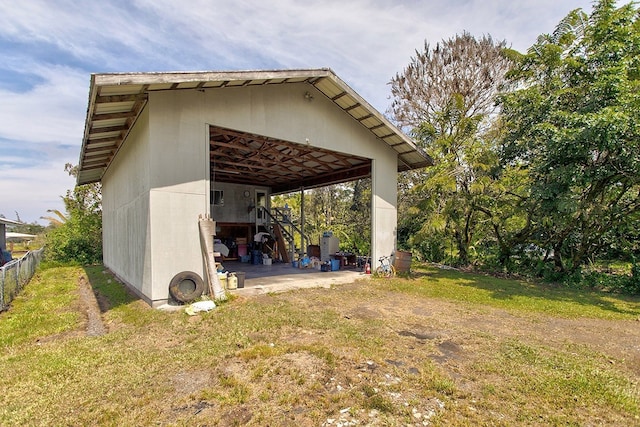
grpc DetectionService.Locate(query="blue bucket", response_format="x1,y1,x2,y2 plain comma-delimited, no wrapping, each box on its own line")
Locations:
330,259,340,271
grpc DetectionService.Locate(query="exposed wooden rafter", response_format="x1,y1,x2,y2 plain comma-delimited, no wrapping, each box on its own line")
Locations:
209,126,371,194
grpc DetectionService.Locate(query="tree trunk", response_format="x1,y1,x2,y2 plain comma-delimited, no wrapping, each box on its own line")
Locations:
553,243,565,272
455,230,470,266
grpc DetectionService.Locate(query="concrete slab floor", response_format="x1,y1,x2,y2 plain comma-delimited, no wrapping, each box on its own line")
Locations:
220,260,370,296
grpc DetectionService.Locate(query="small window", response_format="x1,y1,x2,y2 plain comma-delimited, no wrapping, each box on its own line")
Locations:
211,190,224,206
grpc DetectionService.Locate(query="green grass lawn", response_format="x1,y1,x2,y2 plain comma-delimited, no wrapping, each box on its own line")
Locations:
403,265,640,319
0,263,638,426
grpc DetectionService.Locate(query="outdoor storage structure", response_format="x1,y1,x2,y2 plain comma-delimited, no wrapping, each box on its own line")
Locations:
76,69,432,307
0,217,23,255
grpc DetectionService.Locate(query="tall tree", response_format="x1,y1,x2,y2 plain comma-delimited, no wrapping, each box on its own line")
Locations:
390,32,514,265
390,32,513,130
499,0,640,272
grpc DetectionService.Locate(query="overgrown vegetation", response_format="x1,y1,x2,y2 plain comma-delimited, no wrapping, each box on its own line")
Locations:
0,264,638,425
499,0,640,273
43,163,102,265
389,0,639,293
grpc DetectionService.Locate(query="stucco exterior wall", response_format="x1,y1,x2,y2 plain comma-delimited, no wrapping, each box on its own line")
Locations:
103,96,211,306
102,107,153,301
146,91,209,304
103,82,399,306
371,155,399,265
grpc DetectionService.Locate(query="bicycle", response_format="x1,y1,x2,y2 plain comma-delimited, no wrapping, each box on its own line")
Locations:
375,255,396,278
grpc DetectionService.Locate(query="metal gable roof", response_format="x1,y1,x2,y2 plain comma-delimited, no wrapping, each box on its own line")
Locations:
77,68,432,185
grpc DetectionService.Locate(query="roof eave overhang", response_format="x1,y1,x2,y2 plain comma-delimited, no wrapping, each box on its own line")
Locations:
77,68,432,186
0,218,24,226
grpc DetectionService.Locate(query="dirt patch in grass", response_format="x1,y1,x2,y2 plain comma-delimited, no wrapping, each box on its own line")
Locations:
334,282,640,374
77,274,106,336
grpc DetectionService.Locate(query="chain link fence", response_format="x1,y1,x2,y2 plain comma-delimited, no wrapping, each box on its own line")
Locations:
1,248,44,311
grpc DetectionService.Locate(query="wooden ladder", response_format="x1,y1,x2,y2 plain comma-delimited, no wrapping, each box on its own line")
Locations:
272,223,290,263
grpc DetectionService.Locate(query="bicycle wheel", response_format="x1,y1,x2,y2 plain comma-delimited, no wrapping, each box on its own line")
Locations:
375,265,395,278
389,264,396,278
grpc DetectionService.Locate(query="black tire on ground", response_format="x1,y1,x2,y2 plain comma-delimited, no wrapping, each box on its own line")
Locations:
168,271,205,303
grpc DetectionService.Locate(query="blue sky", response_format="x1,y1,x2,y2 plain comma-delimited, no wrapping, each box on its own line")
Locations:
0,0,594,225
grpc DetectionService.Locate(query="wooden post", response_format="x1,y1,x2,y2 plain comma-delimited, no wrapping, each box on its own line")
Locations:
300,187,305,256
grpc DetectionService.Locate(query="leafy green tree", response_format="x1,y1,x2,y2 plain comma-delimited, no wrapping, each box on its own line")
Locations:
499,0,640,272
304,182,370,254
390,32,514,265
44,164,102,264
271,179,371,256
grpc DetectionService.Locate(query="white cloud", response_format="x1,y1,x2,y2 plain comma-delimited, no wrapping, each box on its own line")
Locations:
127,0,594,108
0,159,75,224
0,64,86,145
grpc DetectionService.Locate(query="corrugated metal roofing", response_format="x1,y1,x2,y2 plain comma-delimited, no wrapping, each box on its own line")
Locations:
77,68,432,185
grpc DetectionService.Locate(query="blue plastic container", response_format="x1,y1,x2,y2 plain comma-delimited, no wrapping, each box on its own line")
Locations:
252,250,262,265
330,259,340,271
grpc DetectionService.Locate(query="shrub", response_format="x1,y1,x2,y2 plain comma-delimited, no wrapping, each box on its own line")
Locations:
44,212,102,265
